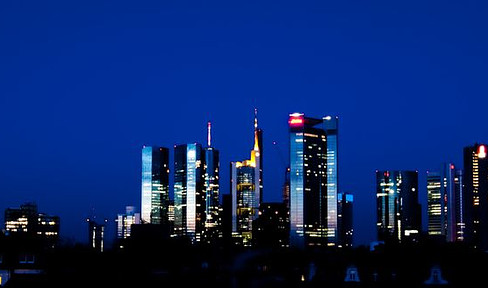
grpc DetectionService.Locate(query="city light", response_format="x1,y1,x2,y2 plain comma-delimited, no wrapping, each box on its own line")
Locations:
478,145,486,159
289,116,304,127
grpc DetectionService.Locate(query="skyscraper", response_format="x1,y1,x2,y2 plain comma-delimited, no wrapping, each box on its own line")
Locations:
141,146,170,225
231,110,262,247
203,122,221,244
255,109,264,205
324,115,339,244
427,171,443,237
454,169,465,241
376,170,421,243
427,163,459,242
174,143,205,244
289,113,328,248
338,192,354,248
463,144,488,250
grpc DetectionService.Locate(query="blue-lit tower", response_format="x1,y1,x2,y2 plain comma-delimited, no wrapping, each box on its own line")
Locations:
324,115,339,245
141,146,170,225
288,113,328,248
174,143,205,243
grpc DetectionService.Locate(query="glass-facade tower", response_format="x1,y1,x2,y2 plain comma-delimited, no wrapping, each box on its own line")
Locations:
324,116,339,245
174,143,205,243
376,170,421,243
289,113,328,248
141,146,170,225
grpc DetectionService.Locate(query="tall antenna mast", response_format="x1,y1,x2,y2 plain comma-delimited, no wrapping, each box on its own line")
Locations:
207,121,212,147
254,108,258,130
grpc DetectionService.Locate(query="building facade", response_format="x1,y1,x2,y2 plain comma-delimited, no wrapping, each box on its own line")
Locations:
231,110,262,247
376,170,421,243
427,171,443,238
289,113,329,248
87,217,107,252
141,146,170,225
116,206,141,246
174,143,205,244
203,122,221,244
463,143,488,250
324,116,339,245
427,163,461,242
282,167,291,209
454,169,465,241
4,202,60,247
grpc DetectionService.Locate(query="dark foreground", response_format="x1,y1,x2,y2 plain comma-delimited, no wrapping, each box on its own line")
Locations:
0,238,486,288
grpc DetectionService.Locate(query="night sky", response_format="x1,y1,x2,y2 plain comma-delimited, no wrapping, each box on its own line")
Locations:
1,0,487,247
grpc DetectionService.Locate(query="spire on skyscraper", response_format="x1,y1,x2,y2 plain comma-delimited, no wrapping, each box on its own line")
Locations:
207,121,212,147
253,108,260,152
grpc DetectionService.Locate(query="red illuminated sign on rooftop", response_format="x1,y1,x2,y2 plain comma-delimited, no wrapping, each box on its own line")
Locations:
289,116,304,127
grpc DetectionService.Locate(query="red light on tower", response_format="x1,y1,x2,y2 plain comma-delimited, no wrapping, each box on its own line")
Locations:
450,164,455,170
289,115,304,127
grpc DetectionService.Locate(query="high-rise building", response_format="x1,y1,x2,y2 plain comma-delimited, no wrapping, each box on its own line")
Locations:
376,170,421,243
427,163,459,242
324,116,339,245
338,192,354,248
289,113,329,248
463,144,488,250
141,146,170,225
203,122,221,244
174,143,205,244
231,110,262,247
116,206,141,245
4,202,60,247
454,169,465,241
427,171,443,237
255,109,264,205
87,217,107,252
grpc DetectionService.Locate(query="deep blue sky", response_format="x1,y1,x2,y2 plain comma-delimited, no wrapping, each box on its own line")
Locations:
1,0,487,246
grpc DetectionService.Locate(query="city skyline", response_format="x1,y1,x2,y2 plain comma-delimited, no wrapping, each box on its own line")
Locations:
1,111,485,248
1,0,488,247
